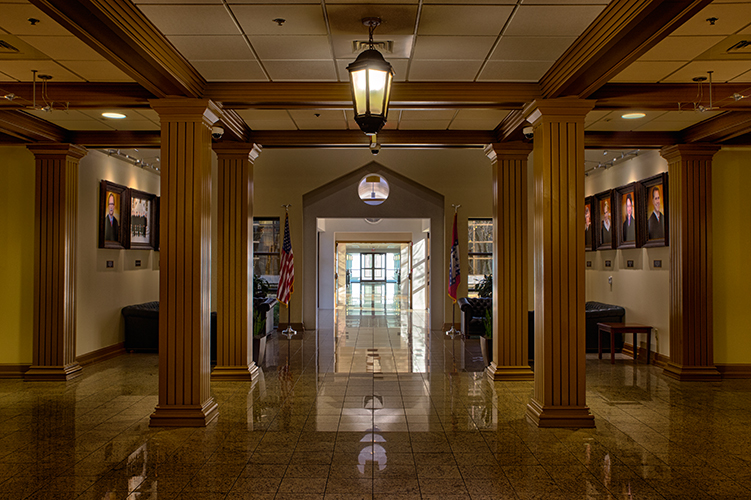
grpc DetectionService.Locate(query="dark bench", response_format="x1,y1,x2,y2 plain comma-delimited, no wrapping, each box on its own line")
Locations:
457,297,491,337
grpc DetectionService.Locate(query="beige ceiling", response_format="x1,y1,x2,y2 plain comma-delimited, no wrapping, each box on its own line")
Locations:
0,0,751,135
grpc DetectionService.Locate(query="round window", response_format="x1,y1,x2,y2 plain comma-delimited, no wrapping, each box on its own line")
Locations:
358,174,389,206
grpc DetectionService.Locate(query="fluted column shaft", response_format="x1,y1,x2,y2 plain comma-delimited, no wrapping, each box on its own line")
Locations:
25,144,87,381
484,142,533,381
661,144,721,381
212,143,262,381
150,98,220,427
526,98,595,428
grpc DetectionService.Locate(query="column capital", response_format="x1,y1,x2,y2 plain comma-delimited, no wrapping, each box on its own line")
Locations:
213,142,262,163
484,141,532,163
525,97,595,126
26,143,87,160
149,97,222,125
660,143,721,162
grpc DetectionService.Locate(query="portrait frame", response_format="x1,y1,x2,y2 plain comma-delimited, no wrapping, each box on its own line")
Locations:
99,180,128,249
584,196,596,252
615,183,639,249
595,189,616,251
638,173,669,248
154,197,160,252
127,189,157,250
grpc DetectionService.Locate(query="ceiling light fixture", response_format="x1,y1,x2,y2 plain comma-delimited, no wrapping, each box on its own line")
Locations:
3,93,15,101
102,112,126,119
347,17,394,136
621,112,646,119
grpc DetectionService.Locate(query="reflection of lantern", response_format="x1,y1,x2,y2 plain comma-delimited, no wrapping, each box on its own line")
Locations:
358,174,389,206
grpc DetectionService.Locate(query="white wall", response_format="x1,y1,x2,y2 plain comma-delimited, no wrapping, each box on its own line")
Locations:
584,150,670,356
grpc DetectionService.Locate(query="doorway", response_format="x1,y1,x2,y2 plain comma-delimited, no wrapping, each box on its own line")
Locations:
360,253,385,282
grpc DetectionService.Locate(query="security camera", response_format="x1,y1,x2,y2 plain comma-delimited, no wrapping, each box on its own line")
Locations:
211,126,224,140
523,126,534,140
370,142,381,155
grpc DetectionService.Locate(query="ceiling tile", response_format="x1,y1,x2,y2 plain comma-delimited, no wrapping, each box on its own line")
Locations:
79,109,158,124
0,5,72,36
25,109,92,122
639,35,727,62
16,36,105,61
729,69,751,81
168,36,255,61
237,109,292,121
504,5,606,37
648,109,722,124
0,60,85,81
400,109,457,120
671,3,751,36
331,35,414,59
246,120,298,130
413,36,496,60
250,36,332,60
398,119,450,130
449,119,503,130
609,61,685,82
478,60,552,81
408,60,483,81
662,60,751,82
454,109,509,121
326,5,418,36
288,109,346,121
584,109,611,127
294,119,346,130
635,120,706,132
61,61,134,82
106,120,161,131
131,109,160,121
231,5,327,36
491,36,576,61
418,5,514,36
31,117,116,131
138,5,241,35
520,0,609,4
263,60,337,81
191,60,268,81
585,110,666,132
336,59,409,82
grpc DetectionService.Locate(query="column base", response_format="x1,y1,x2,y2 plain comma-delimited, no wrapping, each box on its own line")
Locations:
663,363,721,381
24,363,82,381
211,363,260,381
486,363,534,381
526,399,595,428
149,398,219,427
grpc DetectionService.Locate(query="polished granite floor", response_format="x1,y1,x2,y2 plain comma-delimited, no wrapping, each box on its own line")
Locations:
2,284,751,499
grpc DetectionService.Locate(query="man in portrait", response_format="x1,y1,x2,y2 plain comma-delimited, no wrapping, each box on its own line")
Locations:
601,199,612,245
584,204,592,248
104,192,119,241
647,186,665,239
622,193,635,242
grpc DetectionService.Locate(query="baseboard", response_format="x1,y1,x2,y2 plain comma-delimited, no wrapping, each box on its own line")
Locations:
0,364,31,379
716,364,751,379
622,342,668,367
76,342,126,367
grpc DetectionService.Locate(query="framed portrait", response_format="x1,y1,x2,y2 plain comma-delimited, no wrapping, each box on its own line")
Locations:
154,197,160,252
615,183,639,249
638,173,669,247
584,196,596,252
595,190,615,250
127,189,157,250
99,180,128,249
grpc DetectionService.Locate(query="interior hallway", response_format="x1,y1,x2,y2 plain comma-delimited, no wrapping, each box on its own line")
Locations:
1,285,750,499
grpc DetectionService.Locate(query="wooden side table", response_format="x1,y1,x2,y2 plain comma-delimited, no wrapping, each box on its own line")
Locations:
597,322,652,364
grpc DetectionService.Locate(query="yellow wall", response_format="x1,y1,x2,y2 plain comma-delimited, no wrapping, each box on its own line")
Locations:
713,148,751,364
0,147,35,364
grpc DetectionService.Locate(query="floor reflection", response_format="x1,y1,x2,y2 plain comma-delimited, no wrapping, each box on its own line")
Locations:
1,283,751,498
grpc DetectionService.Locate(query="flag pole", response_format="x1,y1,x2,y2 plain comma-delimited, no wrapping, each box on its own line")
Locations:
446,204,462,340
280,204,296,366
446,204,462,373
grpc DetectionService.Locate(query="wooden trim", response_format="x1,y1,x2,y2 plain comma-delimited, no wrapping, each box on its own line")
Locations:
0,365,31,379
681,111,751,144
76,342,126,367
250,130,496,148
591,83,751,111
30,0,205,98
585,131,680,149
72,131,161,148
0,110,68,143
716,364,751,379
0,82,154,109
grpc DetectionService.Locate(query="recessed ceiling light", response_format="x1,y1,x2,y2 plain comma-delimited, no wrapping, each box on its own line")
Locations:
621,112,645,119
102,112,126,119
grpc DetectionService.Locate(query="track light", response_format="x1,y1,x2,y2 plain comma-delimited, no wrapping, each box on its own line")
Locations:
3,93,15,101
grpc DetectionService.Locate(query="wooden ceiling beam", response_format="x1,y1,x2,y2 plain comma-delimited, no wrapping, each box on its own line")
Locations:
0,110,68,143
71,131,160,148
591,83,751,111
541,0,713,99
30,0,205,98
681,111,751,143
585,131,679,149
0,83,154,110
248,130,496,148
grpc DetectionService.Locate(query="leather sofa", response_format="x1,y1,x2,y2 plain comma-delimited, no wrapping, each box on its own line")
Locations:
457,297,491,337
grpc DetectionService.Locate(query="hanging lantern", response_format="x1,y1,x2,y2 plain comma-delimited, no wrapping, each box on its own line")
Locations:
347,18,394,136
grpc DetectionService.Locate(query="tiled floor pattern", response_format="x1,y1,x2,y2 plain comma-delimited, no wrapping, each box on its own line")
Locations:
1,284,751,499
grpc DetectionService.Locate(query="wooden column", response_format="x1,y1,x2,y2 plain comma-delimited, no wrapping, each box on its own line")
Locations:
212,142,262,381
484,142,533,381
661,144,721,381
25,144,87,381
526,98,595,428
149,98,220,427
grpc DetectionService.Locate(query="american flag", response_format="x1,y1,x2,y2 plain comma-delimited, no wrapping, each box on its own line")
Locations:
448,212,461,302
277,212,294,305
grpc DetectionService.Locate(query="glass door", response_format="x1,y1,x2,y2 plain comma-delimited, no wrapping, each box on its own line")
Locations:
361,253,386,282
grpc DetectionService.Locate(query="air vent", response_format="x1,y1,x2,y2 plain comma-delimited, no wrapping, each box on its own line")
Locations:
727,40,751,53
0,40,20,53
352,40,393,54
